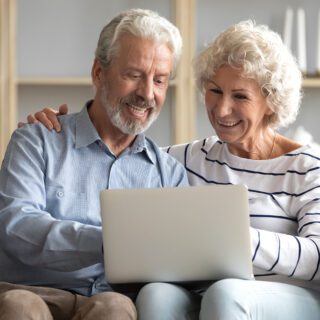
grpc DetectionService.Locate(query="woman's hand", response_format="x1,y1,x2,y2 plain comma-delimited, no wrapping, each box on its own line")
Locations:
18,104,69,132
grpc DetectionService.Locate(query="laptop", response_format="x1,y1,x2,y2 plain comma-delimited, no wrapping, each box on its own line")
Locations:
100,184,253,286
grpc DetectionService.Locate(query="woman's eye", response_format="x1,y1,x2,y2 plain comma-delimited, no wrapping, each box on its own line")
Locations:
235,94,248,100
210,88,222,94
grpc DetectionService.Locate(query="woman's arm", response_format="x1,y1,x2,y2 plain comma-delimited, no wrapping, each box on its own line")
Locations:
19,104,68,132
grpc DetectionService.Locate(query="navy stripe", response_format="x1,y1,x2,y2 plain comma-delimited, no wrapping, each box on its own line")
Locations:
309,239,320,280
287,167,320,175
166,146,171,153
298,213,320,222
298,221,320,233
185,167,232,185
251,214,296,222
255,273,277,277
184,143,190,169
285,152,320,161
249,185,320,198
252,230,260,262
268,234,280,272
186,167,320,197
200,147,320,176
289,237,301,277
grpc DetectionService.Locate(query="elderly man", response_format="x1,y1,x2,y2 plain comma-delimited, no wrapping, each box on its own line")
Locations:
0,8,187,320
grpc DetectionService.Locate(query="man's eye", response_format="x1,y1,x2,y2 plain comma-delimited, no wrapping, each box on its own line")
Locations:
129,74,141,79
154,78,168,86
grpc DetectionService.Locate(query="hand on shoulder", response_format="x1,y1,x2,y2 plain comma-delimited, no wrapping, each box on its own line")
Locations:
18,104,69,132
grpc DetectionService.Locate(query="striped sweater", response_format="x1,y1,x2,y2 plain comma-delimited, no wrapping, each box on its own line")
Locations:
166,136,320,292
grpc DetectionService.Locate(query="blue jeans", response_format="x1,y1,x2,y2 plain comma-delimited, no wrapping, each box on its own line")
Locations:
136,279,320,320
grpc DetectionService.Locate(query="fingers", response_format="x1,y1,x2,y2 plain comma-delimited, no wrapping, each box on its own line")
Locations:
21,105,67,132
27,114,39,124
18,114,39,129
58,104,69,115
34,108,61,132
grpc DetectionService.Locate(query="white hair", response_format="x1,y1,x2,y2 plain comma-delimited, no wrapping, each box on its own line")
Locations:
194,20,303,129
95,8,182,77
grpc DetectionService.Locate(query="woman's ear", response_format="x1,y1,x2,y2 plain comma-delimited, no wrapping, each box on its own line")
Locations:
265,108,274,116
264,102,275,116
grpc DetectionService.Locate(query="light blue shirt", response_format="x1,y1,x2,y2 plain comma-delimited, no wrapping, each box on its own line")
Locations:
0,102,188,296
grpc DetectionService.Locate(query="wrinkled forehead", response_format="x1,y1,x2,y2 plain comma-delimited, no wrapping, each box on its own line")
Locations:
112,34,174,73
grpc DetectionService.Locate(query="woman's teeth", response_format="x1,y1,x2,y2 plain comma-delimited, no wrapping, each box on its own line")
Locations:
217,120,240,127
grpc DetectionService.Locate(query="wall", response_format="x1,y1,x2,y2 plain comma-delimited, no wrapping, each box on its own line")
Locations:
16,0,320,146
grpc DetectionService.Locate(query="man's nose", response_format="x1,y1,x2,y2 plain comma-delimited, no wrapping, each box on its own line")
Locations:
136,78,155,102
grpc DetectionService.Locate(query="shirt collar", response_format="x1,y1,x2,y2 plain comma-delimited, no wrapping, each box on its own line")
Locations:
75,101,101,149
130,134,156,165
75,101,156,164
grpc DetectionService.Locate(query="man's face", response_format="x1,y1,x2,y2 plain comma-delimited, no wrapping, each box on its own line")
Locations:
98,34,174,135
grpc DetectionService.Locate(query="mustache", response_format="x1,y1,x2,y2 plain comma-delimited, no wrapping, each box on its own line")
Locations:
120,95,156,109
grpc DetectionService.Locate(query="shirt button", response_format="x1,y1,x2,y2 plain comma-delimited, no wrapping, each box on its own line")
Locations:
57,191,64,198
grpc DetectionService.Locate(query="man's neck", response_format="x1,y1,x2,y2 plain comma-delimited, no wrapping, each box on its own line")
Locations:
88,100,137,156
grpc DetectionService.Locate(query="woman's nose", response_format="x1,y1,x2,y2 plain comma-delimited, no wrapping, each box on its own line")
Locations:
213,97,233,117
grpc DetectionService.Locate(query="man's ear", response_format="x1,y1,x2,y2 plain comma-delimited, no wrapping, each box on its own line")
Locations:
91,59,104,88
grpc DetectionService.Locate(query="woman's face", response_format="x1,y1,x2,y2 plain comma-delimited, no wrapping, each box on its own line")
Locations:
204,65,273,149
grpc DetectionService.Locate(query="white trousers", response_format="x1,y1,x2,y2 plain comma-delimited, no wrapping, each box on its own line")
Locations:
136,279,320,320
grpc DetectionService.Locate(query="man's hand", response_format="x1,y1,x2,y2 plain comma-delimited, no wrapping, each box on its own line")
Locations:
18,104,68,132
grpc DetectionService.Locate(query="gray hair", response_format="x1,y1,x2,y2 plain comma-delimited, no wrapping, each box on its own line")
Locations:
95,8,182,77
194,20,303,129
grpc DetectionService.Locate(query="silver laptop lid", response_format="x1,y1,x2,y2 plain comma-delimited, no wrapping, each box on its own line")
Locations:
100,184,253,284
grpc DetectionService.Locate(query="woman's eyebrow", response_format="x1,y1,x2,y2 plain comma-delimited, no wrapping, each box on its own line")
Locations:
207,80,220,87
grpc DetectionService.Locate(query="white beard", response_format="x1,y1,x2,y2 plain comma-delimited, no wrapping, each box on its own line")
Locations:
100,85,160,135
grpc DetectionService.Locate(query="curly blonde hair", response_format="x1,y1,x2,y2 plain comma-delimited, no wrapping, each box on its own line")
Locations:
194,20,302,129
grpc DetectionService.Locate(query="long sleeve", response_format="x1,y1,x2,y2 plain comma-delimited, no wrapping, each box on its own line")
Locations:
251,177,320,281
0,127,103,272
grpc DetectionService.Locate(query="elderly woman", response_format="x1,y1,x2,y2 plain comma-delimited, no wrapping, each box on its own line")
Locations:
24,20,320,319
137,20,320,319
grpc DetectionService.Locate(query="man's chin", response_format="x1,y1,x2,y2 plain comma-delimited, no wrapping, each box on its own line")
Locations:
115,121,148,136
119,114,158,135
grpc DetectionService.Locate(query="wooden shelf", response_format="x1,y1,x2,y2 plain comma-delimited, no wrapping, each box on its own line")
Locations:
303,77,320,88
17,77,92,86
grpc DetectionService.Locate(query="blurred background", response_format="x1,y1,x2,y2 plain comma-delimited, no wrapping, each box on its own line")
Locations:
1,0,320,160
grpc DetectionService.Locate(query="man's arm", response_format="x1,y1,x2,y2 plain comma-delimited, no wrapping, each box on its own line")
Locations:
0,125,103,272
